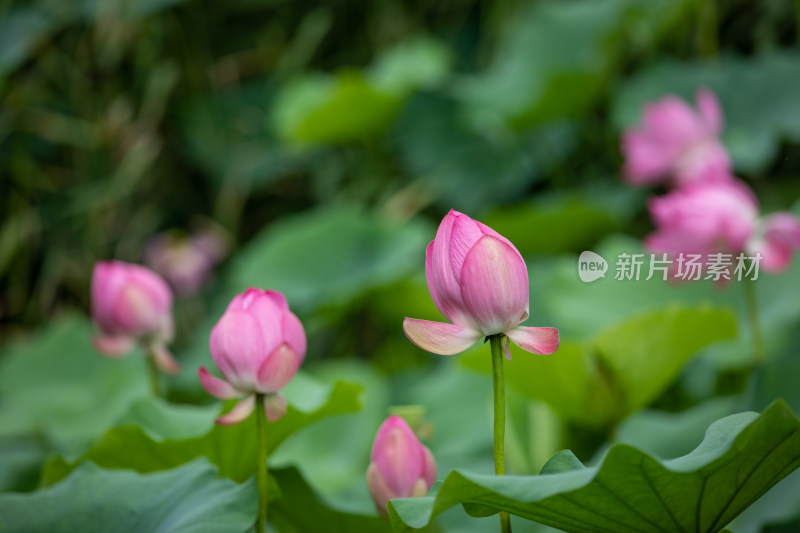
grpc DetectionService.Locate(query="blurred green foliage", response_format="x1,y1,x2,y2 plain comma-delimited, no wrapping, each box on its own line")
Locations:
2,0,800,531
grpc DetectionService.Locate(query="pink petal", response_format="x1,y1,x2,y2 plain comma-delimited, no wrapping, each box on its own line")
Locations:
459,235,529,335
263,393,288,422
402,318,481,356
256,343,302,393
281,311,307,362
696,87,723,134
246,291,285,356
754,213,800,272
209,309,266,390
448,213,484,282
622,128,675,184
420,446,437,489
198,366,240,399
644,96,705,146
215,394,256,426
371,416,423,497
150,343,181,375
264,290,289,312
426,213,475,328
366,463,395,517
92,334,135,357
506,326,559,355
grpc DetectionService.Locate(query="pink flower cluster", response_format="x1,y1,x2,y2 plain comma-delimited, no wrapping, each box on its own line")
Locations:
621,88,800,273
90,207,557,517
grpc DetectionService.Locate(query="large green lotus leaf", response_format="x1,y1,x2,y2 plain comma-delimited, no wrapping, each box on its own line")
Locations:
614,396,741,459
41,372,363,485
369,36,451,97
461,306,736,427
0,459,256,533
391,92,551,215
457,0,689,128
481,186,643,256
612,51,800,174
271,466,390,533
0,314,149,457
178,77,312,188
229,207,430,313
273,71,401,144
270,360,389,513
593,306,737,413
388,400,800,533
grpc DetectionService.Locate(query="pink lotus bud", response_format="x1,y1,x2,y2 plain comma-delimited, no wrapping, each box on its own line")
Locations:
366,416,437,517
645,180,759,261
403,210,558,359
622,88,732,187
91,260,179,373
143,226,229,297
198,288,306,425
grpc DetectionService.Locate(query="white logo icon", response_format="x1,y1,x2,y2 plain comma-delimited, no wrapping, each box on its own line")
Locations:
578,251,607,283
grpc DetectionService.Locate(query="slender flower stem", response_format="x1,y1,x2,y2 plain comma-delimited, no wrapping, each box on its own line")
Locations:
255,394,269,532
744,280,766,367
489,335,512,533
145,349,161,397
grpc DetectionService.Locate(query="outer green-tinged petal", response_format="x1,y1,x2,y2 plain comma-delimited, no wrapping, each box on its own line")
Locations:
92,334,135,357
263,393,287,422
402,318,481,356
506,326,559,355
215,394,255,426
150,343,181,375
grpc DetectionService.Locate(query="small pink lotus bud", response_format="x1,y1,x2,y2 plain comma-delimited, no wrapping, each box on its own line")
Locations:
403,210,558,359
366,416,437,517
143,226,228,297
622,88,732,187
198,288,306,425
91,260,179,373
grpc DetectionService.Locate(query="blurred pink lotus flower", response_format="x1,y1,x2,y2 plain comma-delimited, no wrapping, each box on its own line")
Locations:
143,226,228,297
198,288,306,425
367,415,437,517
646,180,800,274
403,210,558,359
622,88,731,187
91,260,180,374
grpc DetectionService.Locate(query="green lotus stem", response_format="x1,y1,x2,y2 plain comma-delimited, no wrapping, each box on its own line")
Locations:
146,350,161,397
255,394,269,532
696,0,718,57
744,280,765,367
489,334,512,533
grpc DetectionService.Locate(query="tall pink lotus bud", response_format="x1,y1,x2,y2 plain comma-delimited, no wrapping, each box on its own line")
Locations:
143,226,229,297
366,416,437,517
91,260,179,374
403,210,558,359
622,88,732,187
645,180,759,260
198,288,306,425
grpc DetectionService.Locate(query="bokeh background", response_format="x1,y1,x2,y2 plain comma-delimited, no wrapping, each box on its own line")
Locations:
2,0,800,531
